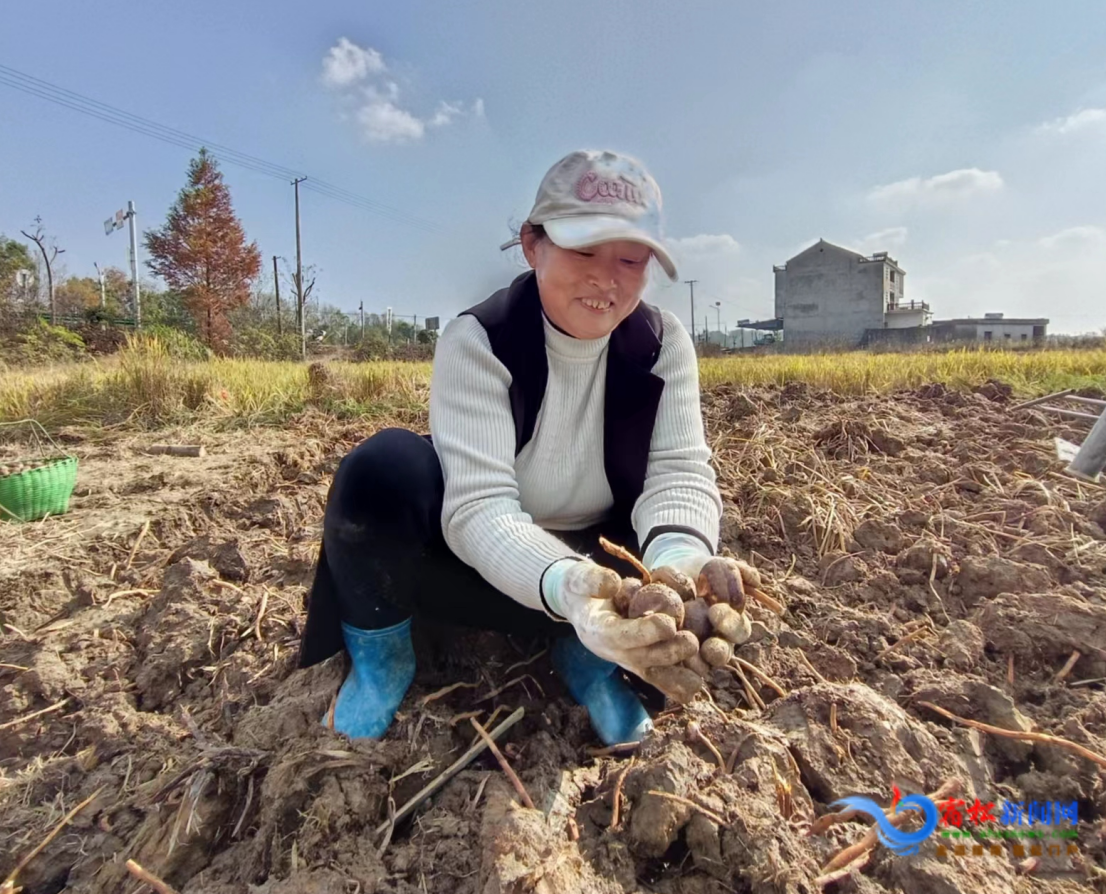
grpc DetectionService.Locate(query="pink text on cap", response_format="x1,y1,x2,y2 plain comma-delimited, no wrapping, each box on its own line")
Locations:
575,171,646,207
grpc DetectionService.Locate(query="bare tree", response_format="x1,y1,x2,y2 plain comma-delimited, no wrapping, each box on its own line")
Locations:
20,217,65,325
281,258,317,342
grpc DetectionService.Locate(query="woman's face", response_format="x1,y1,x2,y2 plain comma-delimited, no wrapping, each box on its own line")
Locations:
522,229,652,339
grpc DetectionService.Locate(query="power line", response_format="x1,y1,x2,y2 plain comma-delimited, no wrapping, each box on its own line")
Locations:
0,63,443,234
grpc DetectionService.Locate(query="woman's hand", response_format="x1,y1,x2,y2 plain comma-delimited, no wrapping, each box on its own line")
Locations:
543,560,700,682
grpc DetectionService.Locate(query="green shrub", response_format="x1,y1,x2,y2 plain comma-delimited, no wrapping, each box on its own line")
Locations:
128,326,213,361
230,326,302,360
2,319,88,365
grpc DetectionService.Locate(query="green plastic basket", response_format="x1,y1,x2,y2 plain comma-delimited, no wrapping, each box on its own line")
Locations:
0,420,79,523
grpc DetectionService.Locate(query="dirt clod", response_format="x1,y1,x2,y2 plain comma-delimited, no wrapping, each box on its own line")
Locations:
853,518,906,554
955,555,1052,606
3,385,1103,894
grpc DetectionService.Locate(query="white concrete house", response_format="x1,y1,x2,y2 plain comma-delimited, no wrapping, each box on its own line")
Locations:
773,239,929,348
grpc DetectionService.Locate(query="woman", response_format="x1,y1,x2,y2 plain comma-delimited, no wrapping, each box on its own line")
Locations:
298,149,733,746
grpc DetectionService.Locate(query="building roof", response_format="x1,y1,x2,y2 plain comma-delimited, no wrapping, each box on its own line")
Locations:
776,238,904,272
933,317,1049,326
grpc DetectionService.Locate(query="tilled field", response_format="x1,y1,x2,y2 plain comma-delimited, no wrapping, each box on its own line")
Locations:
2,382,1106,894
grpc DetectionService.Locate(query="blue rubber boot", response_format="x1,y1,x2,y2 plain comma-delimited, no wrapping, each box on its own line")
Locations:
328,618,416,739
551,635,653,746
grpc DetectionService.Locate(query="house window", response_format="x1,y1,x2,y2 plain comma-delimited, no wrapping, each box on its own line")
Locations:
889,270,896,283
1004,333,1012,340
1021,334,1028,341
983,331,993,341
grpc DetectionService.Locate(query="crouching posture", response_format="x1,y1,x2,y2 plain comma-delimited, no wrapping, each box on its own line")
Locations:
298,149,735,745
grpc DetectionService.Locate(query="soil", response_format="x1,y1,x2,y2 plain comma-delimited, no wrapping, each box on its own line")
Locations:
2,384,1106,893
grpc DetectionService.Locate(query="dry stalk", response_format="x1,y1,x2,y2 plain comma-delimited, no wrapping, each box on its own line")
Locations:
124,520,151,571
796,650,830,686
829,703,838,735
772,757,793,819
102,588,156,607
724,663,766,711
476,674,544,703
587,741,641,758
0,698,70,732
733,657,788,698
687,722,726,771
749,588,785,615
874,626,933,662
469,716,535,809
377,707,525,836
503,648,549,676
254,588,270,643
468,773,491,814
927,552,951,623
2,787,104,890
125,858,181,894
610,756,635,830
1007,654,1016,686
232,775,255,839
598,535,651,582
325,690,337,730
1055,650,1081,683
419,680,480,707
918,701,1106,768
644,790,726,826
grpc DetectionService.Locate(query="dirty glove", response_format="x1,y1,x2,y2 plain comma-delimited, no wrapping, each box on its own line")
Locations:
541,558,699,677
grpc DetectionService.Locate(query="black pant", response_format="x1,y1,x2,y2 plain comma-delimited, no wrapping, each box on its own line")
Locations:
298,428,644,667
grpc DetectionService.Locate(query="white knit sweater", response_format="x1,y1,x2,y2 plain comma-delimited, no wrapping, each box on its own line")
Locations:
428,306,722,613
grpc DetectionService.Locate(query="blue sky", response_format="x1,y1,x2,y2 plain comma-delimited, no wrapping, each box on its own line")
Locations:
2,1,1105,334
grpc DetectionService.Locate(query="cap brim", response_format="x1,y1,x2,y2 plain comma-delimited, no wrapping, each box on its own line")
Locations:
543,216,679,281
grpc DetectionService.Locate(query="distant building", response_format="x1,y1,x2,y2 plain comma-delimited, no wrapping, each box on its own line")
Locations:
773,239,929,348
931,313,1048,344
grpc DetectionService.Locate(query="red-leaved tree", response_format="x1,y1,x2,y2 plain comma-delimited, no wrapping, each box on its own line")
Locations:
144,148,261,351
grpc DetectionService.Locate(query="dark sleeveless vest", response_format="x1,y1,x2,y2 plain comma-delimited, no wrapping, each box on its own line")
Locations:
459,270,665,526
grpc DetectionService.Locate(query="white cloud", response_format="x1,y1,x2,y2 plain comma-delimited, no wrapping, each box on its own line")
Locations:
670,233,741,257
322,37,385,88
428,101,464,128
357,92,426,143
855,226,908,253
917,224,1106,334
646,233,761,332
321,38,482,144
868,168,1004,208
1037,225,1106,250
1036,108,1106,136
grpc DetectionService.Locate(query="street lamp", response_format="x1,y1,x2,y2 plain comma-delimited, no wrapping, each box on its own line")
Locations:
713,301,723,348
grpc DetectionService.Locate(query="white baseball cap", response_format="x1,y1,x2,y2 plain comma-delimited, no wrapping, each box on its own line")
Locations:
501,149,679,281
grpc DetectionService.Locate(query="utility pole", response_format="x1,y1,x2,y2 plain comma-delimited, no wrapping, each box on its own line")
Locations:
684,280,698,344
714,301,722,347
127,201,141,327
272,255,282,336
359,301,364,342
292,177,307,360
94,262,106,309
